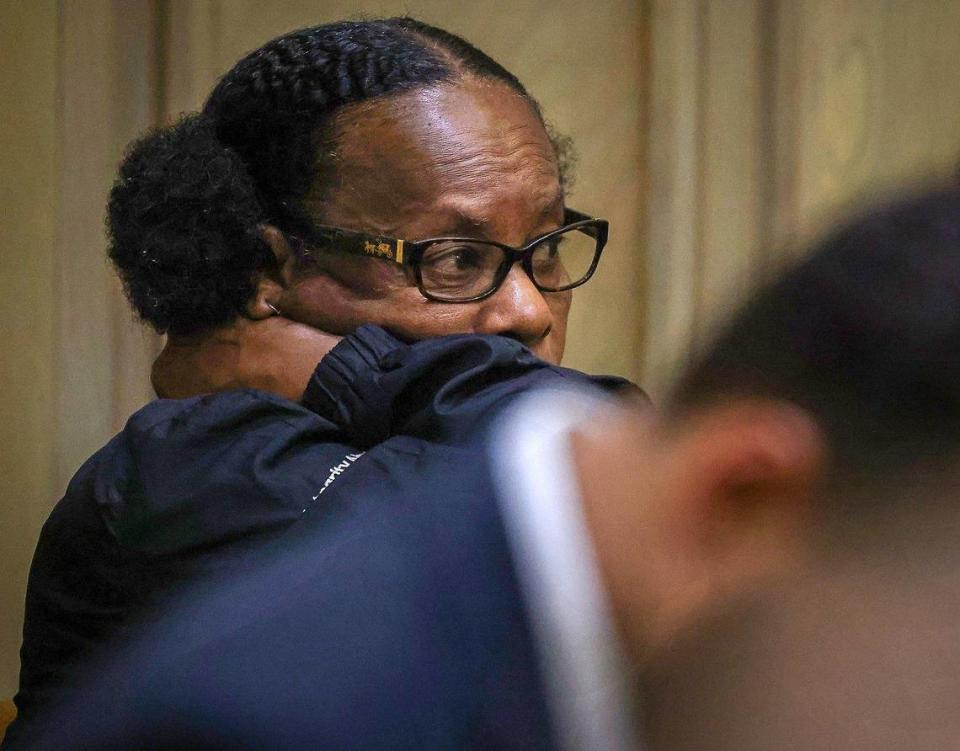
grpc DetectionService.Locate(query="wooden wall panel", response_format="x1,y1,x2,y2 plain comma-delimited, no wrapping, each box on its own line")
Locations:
109,1,166,433
872,1,960,182
643,0,702,392
162,0,222,119
643,0,768,395
786,0,887,244
694,0,764,339
0,0,60,700
56,0,161,486
782,0,960,245
56,1,116,483
766,0,960,254
0,0,161,697
644,0,960,396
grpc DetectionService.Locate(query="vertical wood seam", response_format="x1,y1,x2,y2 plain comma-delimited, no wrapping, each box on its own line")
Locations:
756,0,778,280
689,0,708,347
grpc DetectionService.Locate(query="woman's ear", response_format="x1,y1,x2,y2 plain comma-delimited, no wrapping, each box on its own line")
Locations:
247,225,295,319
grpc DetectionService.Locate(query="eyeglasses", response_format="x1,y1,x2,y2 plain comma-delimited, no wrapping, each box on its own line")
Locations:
287,208,608,303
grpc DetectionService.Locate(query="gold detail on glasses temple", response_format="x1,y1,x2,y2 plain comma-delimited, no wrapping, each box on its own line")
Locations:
395,239,405,264
363,241,395,260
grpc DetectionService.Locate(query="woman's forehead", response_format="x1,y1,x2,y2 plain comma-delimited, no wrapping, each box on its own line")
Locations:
318,80,562,238
330,84,555,183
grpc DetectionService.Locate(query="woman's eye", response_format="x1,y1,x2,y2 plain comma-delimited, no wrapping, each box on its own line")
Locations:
423,245,487,273
534,238,563,265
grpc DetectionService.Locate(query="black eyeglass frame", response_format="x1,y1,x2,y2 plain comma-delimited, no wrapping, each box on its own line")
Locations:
286,208,609,303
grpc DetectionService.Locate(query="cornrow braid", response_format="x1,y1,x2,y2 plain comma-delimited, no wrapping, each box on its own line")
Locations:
108,17,563,335
388,17,532,98
203,18,539,233
202,20,453,232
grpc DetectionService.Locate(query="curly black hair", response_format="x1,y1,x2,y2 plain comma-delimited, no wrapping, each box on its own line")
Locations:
108,17,571,336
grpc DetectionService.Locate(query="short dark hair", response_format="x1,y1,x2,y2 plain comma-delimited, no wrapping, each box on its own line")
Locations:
672,188,960,481
108,18,569,335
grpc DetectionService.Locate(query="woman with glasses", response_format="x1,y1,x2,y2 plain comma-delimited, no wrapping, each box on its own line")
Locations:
119,9,611,432
7,18,629,741
133,17,606,397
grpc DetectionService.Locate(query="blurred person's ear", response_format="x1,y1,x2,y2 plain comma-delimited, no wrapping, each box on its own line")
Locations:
573,399,824,661
667,399,823,578
247,225,294,319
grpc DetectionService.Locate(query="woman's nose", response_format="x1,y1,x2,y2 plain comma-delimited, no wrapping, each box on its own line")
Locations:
474,264,553,346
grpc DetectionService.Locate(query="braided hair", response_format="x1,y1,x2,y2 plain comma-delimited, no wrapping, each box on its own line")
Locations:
108,18,568,336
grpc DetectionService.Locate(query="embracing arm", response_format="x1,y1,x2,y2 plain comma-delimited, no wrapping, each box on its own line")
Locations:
302,325,645,448
152,313,644,450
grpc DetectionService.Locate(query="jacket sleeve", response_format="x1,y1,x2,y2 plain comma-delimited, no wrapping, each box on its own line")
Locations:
302,324,645,449
97,390,357,556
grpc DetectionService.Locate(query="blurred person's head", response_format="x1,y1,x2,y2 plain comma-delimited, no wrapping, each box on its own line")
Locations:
574,188,960,750
108,19,604,366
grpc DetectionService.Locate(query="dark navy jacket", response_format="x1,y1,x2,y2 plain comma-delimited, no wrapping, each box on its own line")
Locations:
8,326,634,748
